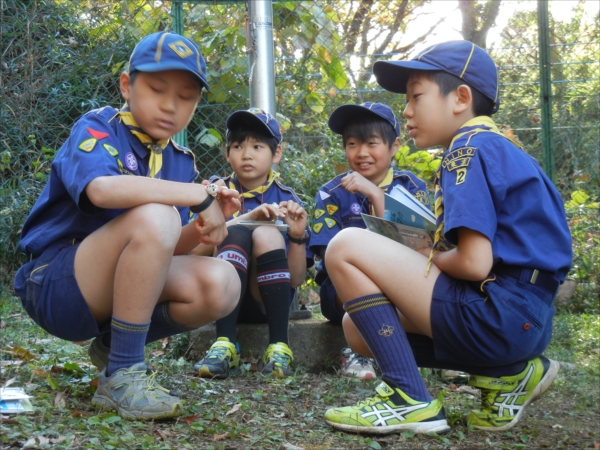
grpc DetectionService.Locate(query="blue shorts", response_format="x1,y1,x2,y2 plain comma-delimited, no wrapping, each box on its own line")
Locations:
318,277,344,324
14,239,107,342
430,270,555,367
237,285,295,323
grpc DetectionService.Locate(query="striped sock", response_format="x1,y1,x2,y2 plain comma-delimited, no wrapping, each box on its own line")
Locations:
257,249,290,344
144,302,195,344
106,317,150,377
344,293,431,402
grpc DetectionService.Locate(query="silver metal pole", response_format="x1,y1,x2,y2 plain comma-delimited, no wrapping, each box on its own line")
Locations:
246,0,276,115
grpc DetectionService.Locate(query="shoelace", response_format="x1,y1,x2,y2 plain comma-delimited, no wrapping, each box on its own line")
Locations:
123,367,171,394
266,346,292,367
206,343,234,360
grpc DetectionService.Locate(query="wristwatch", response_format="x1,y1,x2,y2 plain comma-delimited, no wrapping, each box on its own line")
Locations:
288,230,310,245
190,195,214,213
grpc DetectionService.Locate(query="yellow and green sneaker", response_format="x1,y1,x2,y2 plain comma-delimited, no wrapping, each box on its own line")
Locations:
324,378,450,435
467,356,559,431
258,342,294,379
194,337,240,380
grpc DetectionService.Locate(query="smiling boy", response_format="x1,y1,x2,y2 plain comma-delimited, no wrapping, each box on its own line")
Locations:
13,32,242,420
308,102,429,380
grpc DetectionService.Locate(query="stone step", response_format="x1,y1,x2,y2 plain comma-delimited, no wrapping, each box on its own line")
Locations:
187,319,347,371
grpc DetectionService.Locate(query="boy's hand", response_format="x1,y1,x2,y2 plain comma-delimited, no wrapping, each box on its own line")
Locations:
201,180,241,219
278,200,308,239
245,203,285,222
193,200,229,246
341,172,379,199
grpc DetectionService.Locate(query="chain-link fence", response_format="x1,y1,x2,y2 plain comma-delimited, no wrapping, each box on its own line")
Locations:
2,0,599,279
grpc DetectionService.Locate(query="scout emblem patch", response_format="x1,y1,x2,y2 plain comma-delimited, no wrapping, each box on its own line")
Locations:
350,203,361,215
314,209,325,219
324,218,336,228
415,190,430,206
313,222,323,234
125,152,138,171
169,40,193,58
103,144,118,157
326,204,338,216
78,138,97,152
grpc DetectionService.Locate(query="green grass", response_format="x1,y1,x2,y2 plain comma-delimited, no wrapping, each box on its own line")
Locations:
1,286,598,449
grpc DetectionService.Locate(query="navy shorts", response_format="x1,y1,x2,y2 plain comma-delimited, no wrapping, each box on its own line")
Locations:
237,285,295,323
429,270,555,367
14,240,107,342
318,277,344,324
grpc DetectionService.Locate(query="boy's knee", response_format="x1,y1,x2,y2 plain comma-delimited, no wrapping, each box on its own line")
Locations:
202,261,241,317
326,228,362,262
252,225,285,253
128,203,181,246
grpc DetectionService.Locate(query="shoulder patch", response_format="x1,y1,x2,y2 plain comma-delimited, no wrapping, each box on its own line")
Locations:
78,138,97,152
314,209,325,219
319,190,331,201
324,218,337,228
312,222,324,234
326,204,338,215
442,146,476,172
103,144,118,157
86,127,109,140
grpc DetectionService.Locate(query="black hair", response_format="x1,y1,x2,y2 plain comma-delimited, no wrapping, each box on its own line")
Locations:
410,70,495,117
226,124,279,155
128,70,203,91
341,115,397,149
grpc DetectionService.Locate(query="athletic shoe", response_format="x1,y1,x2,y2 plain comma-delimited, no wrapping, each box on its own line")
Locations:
258,342,294,379
466,356,559,431
88,336,110,370
92,362,183,421
340,347,377,381
324,377,450,435
194,337,240,379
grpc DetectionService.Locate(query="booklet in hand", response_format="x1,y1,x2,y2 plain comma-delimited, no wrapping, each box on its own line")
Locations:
237,220,288,234
361,185,435,250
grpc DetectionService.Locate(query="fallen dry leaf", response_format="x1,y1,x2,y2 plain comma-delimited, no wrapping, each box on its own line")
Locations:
214,432,230,441
225,403,241,416
182,414,200,424
155,429,172,440
54,392,67,409
51,365,66,374
455,385,480,397
151,350,166,357
90,378,99,390
159,337,170,349
8,346,36,361
283,443,305,450
70,410,91,418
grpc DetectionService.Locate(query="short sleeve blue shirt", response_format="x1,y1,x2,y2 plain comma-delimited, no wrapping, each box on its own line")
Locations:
19,106,198,258
439,118,572,281
308,168,429,252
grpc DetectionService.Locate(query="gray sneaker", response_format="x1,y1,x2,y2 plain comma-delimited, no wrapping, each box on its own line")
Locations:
88,337,110,370
92,363,183,420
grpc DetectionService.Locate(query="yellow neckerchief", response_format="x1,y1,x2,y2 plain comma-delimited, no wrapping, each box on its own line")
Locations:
424,116,519,276
228,169,280,199
119,105,169,178
369,167,394,215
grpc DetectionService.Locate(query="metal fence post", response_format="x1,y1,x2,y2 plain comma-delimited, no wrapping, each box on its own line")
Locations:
172,0,189,148
537,0,555,182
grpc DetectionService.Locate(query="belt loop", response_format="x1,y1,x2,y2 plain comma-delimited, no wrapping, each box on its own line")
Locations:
529,269,539,285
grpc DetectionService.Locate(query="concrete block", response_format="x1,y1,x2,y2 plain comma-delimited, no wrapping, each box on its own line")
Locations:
188,319,347,371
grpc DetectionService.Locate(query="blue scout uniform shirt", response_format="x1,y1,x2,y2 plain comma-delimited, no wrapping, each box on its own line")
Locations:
18,106,198,259
439,116,572,281
308,167,429,278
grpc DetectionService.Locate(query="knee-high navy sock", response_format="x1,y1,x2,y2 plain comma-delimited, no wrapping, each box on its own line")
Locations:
107,317,150,377
406,333,527,377
344,294,431,402
256,249,290,344
144,302,195,344
214,225,253,343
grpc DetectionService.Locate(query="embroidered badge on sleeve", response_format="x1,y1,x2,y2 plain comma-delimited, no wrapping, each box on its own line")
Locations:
314,209,326,219
442,146,476,185
78,138,97,152
324,218,337,228
326,204,339,216
313,222,324,234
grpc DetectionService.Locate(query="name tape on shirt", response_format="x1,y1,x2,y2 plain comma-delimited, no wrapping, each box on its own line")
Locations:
442,146,476,172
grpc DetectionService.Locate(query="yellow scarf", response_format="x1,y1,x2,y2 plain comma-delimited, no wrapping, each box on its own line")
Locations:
119,106,169,178
369,167,394,215
229,169,280,199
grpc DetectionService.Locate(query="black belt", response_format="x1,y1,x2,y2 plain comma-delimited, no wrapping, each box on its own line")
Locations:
492,264,559,294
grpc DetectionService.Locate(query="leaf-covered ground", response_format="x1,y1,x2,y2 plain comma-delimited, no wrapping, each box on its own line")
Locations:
1,292,599,449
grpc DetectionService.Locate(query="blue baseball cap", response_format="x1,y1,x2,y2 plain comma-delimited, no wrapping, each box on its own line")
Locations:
226,108,282,143
328,102,401,137
373,40,500,114
129,32,209,90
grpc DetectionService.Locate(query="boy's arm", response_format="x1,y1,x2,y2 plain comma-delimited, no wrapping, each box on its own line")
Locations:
423,227,493,280
340,172,385,217
279,200,308,288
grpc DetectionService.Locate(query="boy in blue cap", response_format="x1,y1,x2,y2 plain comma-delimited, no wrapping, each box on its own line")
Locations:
323,40,571,434
13,32,243,421
192,108,309,379
308,102,429,380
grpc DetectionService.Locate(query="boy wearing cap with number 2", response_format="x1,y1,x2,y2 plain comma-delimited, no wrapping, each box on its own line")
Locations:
323,41,571,434
308,102,429,381
13,32,243,421
192,108,309,379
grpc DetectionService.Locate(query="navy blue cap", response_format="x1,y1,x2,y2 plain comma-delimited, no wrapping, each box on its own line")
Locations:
129,32,209,90
226,108,282,143
328,102,401,137
373,40,500,114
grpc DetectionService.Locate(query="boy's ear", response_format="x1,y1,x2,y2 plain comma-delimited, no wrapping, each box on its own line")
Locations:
454,85,472,114
272,144,283,164
390,137,401,159
120,72,131,101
